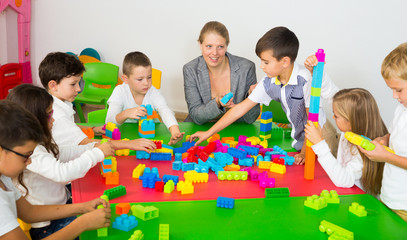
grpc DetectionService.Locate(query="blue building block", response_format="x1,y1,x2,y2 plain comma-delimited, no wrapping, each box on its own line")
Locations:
183,141,195,149
173,147,186,154
194,163,209,173
152,167,159,178
140,172,161,188
238,145,259,156
105,129,113,139
213,152,234,167
212,165,224,174
261,111,273,120
260,123,272,132
181,163,194,171
217,196,235,209
309,96,321,114
150,152,172,161
101,164,112,174
161,144,174,150
136,151,150,160
239,158,254,167
172,161,182,171
141,104,153,116
227,148,246,159
174,153,182,161
220,92,233,105
140,120,155,132
283,156,295,165
138,132,155,138
163,175,179,185
112,214,138,232
102,158,112,165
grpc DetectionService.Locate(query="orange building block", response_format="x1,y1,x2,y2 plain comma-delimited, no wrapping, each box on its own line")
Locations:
116,203,131,215
208,133,220,142
105,171,119,185
304,145,315,180
82,128,94,139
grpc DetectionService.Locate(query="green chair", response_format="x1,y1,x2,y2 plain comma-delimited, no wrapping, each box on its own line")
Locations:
262,101,290,123
87,109,108,123
74,62,119,123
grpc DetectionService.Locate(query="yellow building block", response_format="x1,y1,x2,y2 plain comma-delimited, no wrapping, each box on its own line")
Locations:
270,163,286,174
132,164,146,179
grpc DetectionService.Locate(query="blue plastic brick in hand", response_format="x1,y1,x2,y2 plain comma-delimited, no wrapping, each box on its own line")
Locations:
220,92,233,105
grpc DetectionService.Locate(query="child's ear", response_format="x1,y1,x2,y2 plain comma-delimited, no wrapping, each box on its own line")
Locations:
48,80,58,91
122,74,129,84
282,56,292,68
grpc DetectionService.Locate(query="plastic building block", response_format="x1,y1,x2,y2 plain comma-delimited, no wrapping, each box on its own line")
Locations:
132,164,146,179
163,175,179,185
140,119,155,131
159,224,170,240
320,190,340,204
116,203,131,215
270,163,286,174
217,171,248,181
129,230,144,240
82,128,94,139
220,92,233,104
131,205,159,221
261,111,273,120
319,220,354,240
103,185,126,200
282,156,295,166
97,227,108,237
181,162,194,171
150,152,172,161
238,145,259,156
136,151,150,160
153,140,163,149
258,173,275,188
139,172,161,188
105,171,119,185
223,163,240,171
304,195,327,210
155,181,165,192
184,170,208,183
349,202,367,217
164,180,175,193
116,148,130,156
265,188,290,198
176,180,194,194
112,214,138,232
238,158,254,167
172,161,182,171
345,131,394,153
175,153,182,161
227,148,246,159
141,104,153,116
259,161,272,169
217,196,235,209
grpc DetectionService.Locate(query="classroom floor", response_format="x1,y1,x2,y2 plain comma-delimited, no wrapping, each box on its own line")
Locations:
73,104,188,123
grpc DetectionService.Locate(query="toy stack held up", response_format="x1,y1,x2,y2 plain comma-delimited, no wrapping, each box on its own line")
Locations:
138,104,159,138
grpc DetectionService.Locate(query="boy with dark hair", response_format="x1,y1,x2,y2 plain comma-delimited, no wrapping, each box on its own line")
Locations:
190,26,338,164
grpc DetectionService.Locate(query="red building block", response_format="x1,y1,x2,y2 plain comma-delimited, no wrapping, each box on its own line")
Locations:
155,181,164,192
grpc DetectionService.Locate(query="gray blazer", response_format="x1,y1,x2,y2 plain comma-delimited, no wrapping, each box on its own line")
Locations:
183,52,260,125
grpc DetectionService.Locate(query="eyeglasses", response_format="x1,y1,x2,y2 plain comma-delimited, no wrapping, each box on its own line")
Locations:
48,110,54,122
0,144,33,163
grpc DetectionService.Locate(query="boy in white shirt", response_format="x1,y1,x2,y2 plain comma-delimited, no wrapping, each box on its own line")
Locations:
39,52,156,152
106,51,184,145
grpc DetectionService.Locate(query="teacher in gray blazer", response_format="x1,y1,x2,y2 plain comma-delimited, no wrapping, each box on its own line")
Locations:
183,21,261,125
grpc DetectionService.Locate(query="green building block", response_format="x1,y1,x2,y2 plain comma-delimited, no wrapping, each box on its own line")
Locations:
319,220,354,240
349,202,367,217
128,230,144,240
159,224,169,240
164,180,175,193
320,190,340,204
304,195,327,210
103,185,126,200
265,188,290,198
217,171,248,181
97,227,108,237
131,205,159,221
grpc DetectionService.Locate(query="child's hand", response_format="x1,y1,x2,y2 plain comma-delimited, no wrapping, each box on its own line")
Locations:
304,121,324,145
93,126,105,134
189,131,211,145
168,125,185,145
81,198,109,212
128,139,156,152
374,136,389,146
304,55,319,75
126,107,147,120
217,95,235,109
80,207,111,230
294,152,305,165
96,140,115,157
357,140,392,162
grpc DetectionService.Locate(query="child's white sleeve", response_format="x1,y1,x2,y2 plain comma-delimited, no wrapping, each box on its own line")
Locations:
311,138,363,188
320,72,339,106
106,87,124,124
248,79,272,105
0,177,21,237
27,145,104,183
149,88,178,129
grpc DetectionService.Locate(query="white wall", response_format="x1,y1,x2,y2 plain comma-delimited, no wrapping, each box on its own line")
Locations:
3,0,407,125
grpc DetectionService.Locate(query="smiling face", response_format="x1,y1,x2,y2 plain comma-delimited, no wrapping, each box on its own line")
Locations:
48,74,82,102
123,65,152,97
385,77,407,107
199,32,228,69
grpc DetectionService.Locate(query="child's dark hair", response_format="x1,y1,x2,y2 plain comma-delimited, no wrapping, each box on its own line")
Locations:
7,84,59,158
255,26,299,62
0,100,44,195
122,51,151,76
39,52,85,90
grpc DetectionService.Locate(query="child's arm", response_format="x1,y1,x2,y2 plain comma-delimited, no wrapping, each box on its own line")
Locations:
111,139,157,153
115,107,147,125
14,197,110,239
168,125,185,145
190,98,258,145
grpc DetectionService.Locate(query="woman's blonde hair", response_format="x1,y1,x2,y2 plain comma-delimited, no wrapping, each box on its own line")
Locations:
198,21,230,46
333,88,387,195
